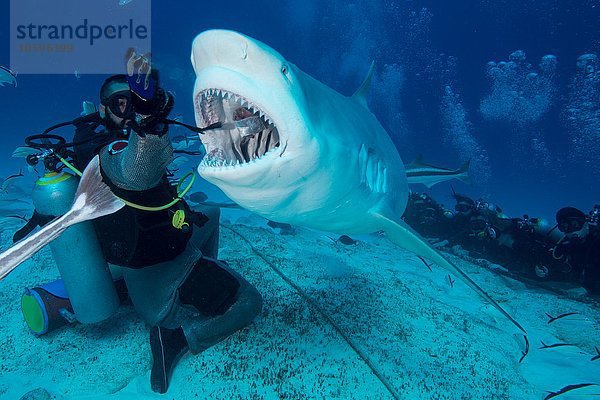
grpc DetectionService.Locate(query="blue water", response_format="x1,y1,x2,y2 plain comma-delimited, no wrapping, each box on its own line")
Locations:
0,1,598,218
1,2,600,399
0,0,600,217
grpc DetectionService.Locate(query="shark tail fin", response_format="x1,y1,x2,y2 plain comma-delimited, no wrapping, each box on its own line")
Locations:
352,61,375,108
458,160,471,185
371,212,526,335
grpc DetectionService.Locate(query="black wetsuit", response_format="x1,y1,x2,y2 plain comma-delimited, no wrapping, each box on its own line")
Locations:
73,121,198,268
581,227,600,295
555,226,600,295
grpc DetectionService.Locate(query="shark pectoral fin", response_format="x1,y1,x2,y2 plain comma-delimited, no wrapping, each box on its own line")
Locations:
458,160,471,185
351,61,375,108
370,212,527,335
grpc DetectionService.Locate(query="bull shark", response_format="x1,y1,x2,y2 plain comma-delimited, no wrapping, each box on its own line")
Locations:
191,30,525,335
405,155,470,188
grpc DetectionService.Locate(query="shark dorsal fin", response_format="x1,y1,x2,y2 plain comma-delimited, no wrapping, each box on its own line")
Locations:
352,61,375,108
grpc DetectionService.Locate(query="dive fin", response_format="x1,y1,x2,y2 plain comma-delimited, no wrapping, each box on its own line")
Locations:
71,155,124,218
371,212,526,335
352,61,375,108
0,156,124,281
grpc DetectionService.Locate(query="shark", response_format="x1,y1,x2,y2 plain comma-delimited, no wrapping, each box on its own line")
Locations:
191,29,525,335
405,155,470,188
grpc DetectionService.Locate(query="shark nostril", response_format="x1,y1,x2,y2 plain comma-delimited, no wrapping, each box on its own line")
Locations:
241,42,248,60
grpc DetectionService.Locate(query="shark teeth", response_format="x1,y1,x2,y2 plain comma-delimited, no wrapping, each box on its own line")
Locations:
197,88,271,123
195,87,281,170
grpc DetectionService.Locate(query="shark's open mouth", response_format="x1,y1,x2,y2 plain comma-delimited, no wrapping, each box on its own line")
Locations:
195,88,280,168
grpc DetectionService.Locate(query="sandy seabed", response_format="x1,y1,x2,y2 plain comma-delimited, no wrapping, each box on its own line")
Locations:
1,214,599,400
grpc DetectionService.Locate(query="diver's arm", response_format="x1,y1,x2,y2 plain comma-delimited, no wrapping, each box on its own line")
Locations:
99,90,175,191
99,131,173,191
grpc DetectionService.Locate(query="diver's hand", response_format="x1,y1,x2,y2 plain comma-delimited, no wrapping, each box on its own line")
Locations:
123,90,174,136
125,48,160,116
124,48,174,136
126,49,155,99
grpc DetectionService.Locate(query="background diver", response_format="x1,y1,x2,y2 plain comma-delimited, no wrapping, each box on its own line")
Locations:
404,189,599,294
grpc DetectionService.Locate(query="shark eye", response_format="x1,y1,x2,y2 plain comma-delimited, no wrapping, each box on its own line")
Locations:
281,65,289,76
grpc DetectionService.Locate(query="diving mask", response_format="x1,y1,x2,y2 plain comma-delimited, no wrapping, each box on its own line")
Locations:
104,90,134,119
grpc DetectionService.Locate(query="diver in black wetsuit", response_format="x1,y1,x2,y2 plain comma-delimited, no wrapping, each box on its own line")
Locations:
488,214,567,282
551,206,600,295
68,61,262,393
405,191,582,287
403,192,454,238
447,192,502,253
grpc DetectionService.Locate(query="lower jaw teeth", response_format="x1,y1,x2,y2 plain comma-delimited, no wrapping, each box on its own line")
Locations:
202,147,279,168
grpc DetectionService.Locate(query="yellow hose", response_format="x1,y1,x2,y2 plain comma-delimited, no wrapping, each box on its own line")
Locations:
58,155,196,211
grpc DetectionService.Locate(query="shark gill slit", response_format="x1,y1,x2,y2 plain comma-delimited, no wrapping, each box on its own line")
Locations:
359,145,387,194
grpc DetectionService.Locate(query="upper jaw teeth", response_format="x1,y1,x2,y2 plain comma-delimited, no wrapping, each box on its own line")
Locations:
195,87,281,168
197,88,274,127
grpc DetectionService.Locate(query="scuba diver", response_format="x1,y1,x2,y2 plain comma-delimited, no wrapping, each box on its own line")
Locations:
403,192,454,238
400,189,598,294
448,191,498,250
491,214,567,282
551,206,600,295
16,53,262,393
445,190,567,283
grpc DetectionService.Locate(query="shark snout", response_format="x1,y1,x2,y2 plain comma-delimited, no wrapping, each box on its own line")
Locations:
191,30,253,74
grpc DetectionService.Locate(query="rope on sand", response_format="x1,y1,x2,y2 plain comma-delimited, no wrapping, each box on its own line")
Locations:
223,224,402,400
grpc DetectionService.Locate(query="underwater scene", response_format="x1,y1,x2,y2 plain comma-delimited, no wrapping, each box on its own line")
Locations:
0,1,599,399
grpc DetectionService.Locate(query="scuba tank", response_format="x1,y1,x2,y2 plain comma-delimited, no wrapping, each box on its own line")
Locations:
531,217,564,244
25,130,120,325
21,279,74,335
19,100,206,328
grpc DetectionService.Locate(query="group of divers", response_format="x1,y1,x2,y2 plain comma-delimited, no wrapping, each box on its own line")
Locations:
404,188,600,297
